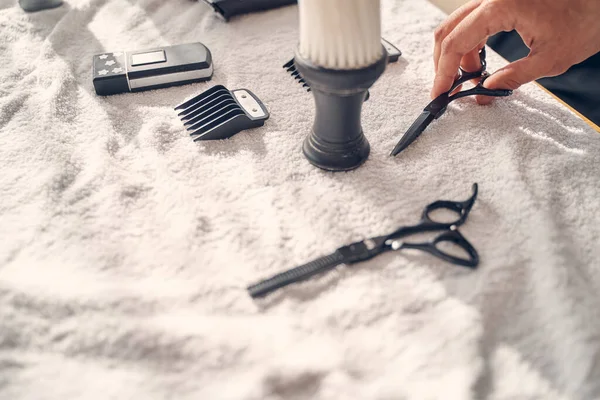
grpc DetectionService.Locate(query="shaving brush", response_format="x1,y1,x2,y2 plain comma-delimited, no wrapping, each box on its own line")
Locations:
294,0,387,171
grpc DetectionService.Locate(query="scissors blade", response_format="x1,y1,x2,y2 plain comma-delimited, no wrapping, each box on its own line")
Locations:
247,237,386,298
390,110,436,156
247,252,343,298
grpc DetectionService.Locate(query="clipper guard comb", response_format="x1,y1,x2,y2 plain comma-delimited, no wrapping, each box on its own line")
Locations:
283,38,401,94
283,58,311,92
174,85,269,141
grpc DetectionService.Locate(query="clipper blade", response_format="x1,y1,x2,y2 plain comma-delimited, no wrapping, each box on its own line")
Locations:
174,85,269,141
283,38,401,94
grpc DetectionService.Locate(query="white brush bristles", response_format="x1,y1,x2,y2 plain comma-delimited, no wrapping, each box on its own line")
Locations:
298,0,383,70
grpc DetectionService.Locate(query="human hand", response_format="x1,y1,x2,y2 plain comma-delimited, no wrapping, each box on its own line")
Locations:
431,0,600,104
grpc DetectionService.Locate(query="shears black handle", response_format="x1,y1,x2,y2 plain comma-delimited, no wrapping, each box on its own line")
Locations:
399,229,479,268
379,183,479,268
449,68,485,93
386,183,478,239
449,84,513,101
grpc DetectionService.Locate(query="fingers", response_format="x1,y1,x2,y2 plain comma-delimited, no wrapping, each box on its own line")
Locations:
460,50,483,73
475,54,550,104
459,39,489,88
460,39,488,72
433,0,482,72
431,1,513,99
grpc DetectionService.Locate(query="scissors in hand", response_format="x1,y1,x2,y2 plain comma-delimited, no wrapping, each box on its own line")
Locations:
391,47,513,156
247,183,480,299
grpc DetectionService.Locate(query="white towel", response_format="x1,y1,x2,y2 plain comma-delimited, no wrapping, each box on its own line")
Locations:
1,0,599,399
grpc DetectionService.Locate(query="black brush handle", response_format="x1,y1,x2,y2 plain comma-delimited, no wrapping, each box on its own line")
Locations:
294,50,387,171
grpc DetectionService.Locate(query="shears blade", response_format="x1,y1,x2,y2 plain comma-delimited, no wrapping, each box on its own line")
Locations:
390,110,436,156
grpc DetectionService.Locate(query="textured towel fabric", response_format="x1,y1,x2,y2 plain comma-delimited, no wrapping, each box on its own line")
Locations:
1,0,599,399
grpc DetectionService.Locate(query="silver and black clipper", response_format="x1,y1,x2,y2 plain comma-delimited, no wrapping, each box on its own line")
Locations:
93,42,213,96
174,85,269,141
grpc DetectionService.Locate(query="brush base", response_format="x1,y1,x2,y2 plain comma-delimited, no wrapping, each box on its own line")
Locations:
294,49,387,171
302,91,371,171
303,128,371,171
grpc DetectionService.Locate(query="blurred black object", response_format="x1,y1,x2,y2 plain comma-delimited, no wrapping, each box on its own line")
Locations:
19,0,62,11
202,0,296,20
487,31,600,127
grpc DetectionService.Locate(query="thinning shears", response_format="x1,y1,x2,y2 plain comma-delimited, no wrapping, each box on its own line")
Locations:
248,183,480,299
391,47,513,156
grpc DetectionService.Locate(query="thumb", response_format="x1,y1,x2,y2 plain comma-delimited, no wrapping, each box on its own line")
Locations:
476,54,548,105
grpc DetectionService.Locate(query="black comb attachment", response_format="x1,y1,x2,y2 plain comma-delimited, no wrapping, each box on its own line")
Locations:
283,58,311,92
174,85,269,141
283,58,371,101
283,38,401,98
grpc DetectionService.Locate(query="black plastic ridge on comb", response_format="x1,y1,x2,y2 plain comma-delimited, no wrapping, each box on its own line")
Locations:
283,58,312,92
283,38,402,94
174,85,269,141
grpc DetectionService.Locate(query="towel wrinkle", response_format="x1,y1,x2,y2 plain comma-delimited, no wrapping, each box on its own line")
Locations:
1,0,599,399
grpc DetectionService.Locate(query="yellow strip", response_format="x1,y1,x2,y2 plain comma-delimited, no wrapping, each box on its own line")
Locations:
534,83,600,133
